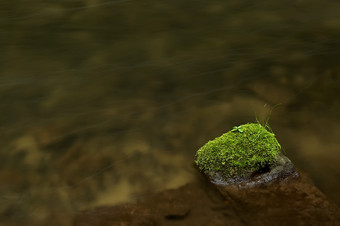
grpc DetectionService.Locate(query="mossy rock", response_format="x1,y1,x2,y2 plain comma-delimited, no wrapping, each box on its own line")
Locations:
195,123,281,180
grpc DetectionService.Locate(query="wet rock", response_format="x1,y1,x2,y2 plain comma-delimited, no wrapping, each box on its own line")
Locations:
73,182,244,226
206,154,340,226
142,188,191,220
208,153,298,188
73,204,157,226
73,163,340,226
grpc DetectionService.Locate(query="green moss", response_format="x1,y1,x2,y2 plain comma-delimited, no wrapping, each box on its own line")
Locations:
195,123,281,179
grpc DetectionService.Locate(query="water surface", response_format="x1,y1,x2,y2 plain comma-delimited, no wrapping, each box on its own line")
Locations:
1,1,340,225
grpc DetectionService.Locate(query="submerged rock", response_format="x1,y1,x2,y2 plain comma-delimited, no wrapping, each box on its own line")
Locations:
73,171,340,226
73,182,244,226
204,154,340,226
74,125,340,225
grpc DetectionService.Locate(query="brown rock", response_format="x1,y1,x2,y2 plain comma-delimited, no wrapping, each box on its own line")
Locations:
73,158,340,226
73,182,244,226
208,154,340,226
213,170,340,225
73,204,157,226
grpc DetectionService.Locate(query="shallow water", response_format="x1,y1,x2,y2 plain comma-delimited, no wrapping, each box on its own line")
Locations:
1,0,340,225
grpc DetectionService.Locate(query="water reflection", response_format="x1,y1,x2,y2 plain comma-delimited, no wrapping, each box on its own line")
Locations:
1,1,340,225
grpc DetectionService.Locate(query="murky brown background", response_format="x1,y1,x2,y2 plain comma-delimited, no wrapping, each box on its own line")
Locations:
1,1,340,225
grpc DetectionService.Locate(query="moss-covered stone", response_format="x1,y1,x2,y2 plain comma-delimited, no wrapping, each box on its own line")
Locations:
195,123,281,179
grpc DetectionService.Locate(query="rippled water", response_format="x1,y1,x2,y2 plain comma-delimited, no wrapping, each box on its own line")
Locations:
1,1,340,225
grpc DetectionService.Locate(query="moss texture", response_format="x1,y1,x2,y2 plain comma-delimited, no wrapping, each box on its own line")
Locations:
195,123,281,179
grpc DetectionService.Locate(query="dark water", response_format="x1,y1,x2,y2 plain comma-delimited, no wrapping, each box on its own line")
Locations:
1,1,340,225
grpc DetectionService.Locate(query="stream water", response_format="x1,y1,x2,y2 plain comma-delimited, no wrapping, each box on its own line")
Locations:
1,1,340,225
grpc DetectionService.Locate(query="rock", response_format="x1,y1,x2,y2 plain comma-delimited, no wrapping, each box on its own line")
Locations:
73,182,244,226
208,153,298,188
73,166,340,225
73,204,157,226
206,154,340,226
145,190,190,220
